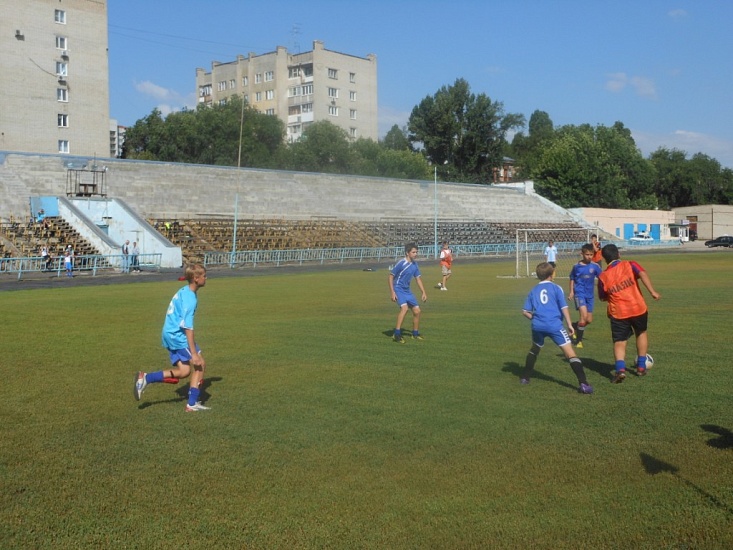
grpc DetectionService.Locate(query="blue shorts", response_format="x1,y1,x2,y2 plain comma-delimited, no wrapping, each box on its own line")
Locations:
573,295,594,313
168,344,201,365
531,328,572,348
395,290,419,308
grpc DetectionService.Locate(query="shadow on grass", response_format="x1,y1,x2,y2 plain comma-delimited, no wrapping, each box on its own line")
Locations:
138,376,223,410
701,424,733,450
575,356,615,381
641,452,733,516
502,361,577,391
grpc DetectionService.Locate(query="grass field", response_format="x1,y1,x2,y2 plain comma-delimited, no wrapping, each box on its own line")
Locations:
1,252,731,549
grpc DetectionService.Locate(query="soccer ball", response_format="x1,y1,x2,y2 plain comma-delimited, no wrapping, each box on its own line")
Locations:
644,354,654,369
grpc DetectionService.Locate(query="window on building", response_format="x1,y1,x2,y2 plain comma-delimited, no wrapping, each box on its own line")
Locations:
58,140,69,153
288,67,300,78
265,71,274,82
350,109,356,120
265,90,274,100
350,72,356,83
328,68,338,79
255,92,262,102
56,36,67,49
255,73,262,84
55,10,66,24
301,103,313,113
328,106,339,116
57,114,69,127
289,84,313,97
289,124,301,135
244,94,249,103
56,62,67,76
328,87,338,98
57,88,68,102
288,106,301,116
217,81,226,91
350,128,357,138
265,108,275,115
349,91,357,101
242,76,248,86
229,79,236,89
200,84,212,97
303,65,313,77
218,99,227,106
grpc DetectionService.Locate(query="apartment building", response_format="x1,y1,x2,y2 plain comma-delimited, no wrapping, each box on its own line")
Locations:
196,40,378,142
0,0,110,157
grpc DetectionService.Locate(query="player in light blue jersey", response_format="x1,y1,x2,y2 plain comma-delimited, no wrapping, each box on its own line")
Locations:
568,243,602,348
389,242,427,343
521,262,593,394
134,264,211,411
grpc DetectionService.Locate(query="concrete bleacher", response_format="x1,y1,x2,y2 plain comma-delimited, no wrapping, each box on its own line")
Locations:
0,152,591,265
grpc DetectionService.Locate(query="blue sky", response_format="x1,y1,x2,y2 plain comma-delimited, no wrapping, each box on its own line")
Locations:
108,0,733,168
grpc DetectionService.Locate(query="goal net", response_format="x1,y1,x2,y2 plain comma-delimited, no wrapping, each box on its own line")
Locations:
514,227,597,279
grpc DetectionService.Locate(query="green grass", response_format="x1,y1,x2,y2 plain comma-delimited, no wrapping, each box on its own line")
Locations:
1,253,732,549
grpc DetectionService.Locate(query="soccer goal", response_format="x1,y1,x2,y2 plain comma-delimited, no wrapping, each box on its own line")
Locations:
514,227,597,279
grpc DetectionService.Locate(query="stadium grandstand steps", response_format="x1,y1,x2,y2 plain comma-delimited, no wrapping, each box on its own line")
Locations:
148,218,589,262
0,216,103,259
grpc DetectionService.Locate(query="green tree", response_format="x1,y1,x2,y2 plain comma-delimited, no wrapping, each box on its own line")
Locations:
532,123,656,209
649,148,733,207
284,120,354,173
510,109,554,178
407,78,524,183
687,153,733,205
349,138,430,179
121,109,167,160
121,97,285,167
381,124,412,151
648,148,693,208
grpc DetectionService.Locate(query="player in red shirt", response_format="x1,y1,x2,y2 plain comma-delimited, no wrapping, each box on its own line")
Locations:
598,244,661,383
590,234,603,264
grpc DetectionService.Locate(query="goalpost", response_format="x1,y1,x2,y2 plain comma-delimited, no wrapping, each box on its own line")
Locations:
514,227,597,279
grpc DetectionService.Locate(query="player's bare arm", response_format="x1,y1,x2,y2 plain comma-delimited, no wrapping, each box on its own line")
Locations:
639,271,661,300
416,278,427,302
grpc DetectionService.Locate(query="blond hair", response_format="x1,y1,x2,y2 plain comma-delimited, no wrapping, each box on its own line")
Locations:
184,263,206,283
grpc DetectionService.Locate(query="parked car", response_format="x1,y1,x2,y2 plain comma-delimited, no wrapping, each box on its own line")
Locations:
704,235,733,248
629,232,654,242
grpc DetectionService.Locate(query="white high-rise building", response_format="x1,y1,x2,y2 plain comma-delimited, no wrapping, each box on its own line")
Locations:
0,0,110,157
196,40,377,142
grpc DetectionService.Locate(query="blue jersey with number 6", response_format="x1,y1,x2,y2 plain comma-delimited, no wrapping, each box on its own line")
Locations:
523,280,568,333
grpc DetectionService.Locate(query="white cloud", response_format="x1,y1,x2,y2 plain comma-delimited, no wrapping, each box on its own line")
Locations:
668,9,688,19
605,73,657,99
378,105,411,139
606,72,628,93
632,128,733,169
134,80,196,116
630,76,657,99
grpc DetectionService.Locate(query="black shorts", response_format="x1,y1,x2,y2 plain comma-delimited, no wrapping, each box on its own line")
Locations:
609,312,648,342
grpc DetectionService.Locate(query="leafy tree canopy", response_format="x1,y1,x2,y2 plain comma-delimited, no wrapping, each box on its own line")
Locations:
407,78,524,183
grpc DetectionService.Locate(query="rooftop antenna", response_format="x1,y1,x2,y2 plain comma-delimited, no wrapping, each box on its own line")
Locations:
290,24,301,53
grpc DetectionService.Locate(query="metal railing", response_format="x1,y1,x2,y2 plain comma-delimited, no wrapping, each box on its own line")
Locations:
203,239,681,270
0,253,162,280
204,243,519,269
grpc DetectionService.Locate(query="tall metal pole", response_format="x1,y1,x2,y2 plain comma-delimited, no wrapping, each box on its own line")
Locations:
231,193,239,268
237,95,246,169
434,166,438,259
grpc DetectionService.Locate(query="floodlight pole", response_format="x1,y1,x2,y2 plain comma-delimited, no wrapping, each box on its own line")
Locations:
231,193,238,268
434,166,438,259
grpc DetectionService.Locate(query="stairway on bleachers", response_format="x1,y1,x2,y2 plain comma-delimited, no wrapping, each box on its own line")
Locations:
149,218,589,264
0,216,102,259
